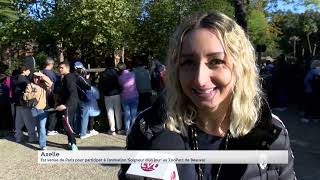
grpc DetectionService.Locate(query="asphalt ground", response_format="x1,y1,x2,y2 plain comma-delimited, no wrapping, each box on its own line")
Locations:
0,132,126,180
272,107,320,180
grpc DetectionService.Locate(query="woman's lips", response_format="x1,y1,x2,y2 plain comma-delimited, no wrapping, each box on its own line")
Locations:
191,87,218,99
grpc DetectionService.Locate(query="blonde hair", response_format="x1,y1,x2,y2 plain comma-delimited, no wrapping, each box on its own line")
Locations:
165,11,263,138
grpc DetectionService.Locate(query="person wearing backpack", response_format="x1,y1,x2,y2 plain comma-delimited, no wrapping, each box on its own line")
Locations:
23,71,52,150
13,65,37,143
302,60,320,123
73,61,95,139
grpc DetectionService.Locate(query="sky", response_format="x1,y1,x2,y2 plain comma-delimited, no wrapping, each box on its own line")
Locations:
267,0,319,13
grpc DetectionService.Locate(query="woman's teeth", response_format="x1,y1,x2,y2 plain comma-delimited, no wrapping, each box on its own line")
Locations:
192,88,216,94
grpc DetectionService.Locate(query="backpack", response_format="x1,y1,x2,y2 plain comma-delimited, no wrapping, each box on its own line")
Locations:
20,83,38,108
77,85,89,102
76,74,91,102
20,96,38,108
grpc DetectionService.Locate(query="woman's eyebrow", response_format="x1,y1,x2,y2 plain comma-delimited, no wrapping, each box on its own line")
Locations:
180,52,224,57
206,52,224,57
179,52,225,61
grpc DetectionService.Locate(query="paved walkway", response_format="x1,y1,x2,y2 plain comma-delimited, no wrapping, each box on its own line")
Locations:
0,133,126,180
272,107,320,180
0,106,319,180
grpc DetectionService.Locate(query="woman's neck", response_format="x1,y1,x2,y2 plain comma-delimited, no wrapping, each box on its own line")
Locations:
196,106,230,137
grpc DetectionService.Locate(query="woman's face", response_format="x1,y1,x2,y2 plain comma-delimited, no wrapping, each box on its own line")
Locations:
33,76,40,84
178,28,235,111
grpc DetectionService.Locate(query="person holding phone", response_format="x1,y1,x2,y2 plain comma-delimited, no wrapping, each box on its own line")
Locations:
23,71,52,150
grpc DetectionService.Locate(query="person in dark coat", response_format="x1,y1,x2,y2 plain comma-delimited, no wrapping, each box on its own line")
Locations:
120,11,295,180
42,57,59,135
56,61,79,151
13,65,37,142
99,56,122,135
0,73,13,131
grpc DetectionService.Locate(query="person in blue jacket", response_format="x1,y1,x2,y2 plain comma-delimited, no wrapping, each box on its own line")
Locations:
301,60,320,123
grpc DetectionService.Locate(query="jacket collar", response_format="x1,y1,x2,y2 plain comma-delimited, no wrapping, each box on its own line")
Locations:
149,92,282,150
228,98,282,150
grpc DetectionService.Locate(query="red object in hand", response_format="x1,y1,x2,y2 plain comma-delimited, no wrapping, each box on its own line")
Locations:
140,163,159,172
170,171,177,180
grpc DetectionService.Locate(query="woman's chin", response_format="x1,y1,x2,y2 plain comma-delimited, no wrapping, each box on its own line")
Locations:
195,101,218,111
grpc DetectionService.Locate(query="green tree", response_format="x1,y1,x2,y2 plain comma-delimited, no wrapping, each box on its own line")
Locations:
131,0,234,61
13,0,141,63
0,0,18,22
247,1,280,56
269,10,320,58
302,13,318,55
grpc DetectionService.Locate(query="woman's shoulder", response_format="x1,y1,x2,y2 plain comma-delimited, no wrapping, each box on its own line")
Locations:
231,100,290,150
269,114,291,150
126,105,165,150
127,91,180,150
146,129,186,150
128,109,187,150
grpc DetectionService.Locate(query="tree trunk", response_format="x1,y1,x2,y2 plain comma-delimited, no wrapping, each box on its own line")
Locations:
313,43,317,56
307,33,312,55
57,41,64,62
234,0,248,32
122,47,124,63
293,39,296,58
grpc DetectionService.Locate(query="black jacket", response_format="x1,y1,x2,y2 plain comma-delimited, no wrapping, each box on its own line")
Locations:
12,74,30,106
99,67,121,96
120,95,296,180
61,73,79,109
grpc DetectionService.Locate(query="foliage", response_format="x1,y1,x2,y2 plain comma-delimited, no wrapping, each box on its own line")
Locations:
1,0,320,69
0,0,18,22
56,0,137,51
3,0,141,65
248,3,279,56
4,57,21,75
131,0,234,62
34,51,47,69
269,10,320,58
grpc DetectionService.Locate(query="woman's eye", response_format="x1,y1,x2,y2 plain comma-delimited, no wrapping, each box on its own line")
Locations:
208,59,224,67
179,59,196,71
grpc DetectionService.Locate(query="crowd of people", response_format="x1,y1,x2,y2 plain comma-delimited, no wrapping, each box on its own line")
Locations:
0,54,166,151
259,55,320,123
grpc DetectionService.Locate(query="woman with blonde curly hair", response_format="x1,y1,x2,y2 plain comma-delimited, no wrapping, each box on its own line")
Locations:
121,11,295,180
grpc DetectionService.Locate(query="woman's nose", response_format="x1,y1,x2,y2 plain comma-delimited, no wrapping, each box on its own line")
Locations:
193,63,211,87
